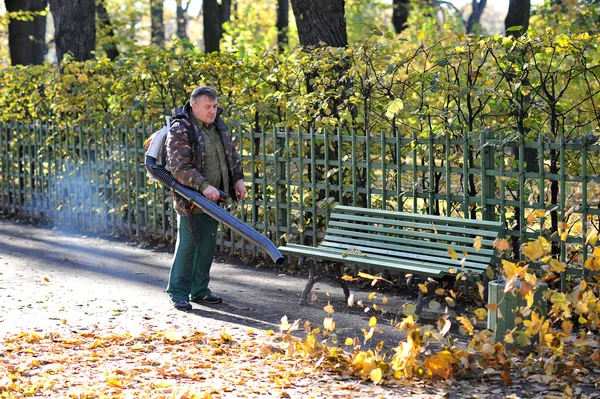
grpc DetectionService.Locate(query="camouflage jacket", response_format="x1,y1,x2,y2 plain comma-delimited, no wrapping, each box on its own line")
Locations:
165,102,244,215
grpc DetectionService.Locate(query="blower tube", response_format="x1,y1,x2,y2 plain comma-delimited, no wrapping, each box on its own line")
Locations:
145,156,284,265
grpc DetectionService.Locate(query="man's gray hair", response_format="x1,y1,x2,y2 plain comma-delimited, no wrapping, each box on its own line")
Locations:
190,86,218,104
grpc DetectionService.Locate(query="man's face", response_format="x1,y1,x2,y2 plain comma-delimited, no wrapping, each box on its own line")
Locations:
191,95,218,125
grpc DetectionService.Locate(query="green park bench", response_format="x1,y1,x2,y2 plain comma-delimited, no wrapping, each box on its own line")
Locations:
278,205,506,312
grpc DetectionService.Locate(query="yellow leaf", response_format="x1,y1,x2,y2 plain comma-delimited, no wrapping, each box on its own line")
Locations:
586,231,598,246
549,259,566,273
370,367,383,383
493,238,510,252
164,329,182,342
447,246,458,260
455,46,467,53
456,316,475,336
474,308,487,321
424,351,454,379
266,330,275,336
341,274,357,281
526,212,536,226
402,303,417,316
369,316,377,327
280,315,291,331
522,240,544,260
347,293,355,307
152,380,175,388
345,337,354,346
486,303,498,312
473,236,482,251
358,271,377,280
323,304,335,314
106,376,125,388
323,317,335,332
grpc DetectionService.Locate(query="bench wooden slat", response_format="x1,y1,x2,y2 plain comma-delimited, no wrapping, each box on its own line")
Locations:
329,212,504,239
319,241,491,270
322,234,496,259
280,244,451,278
324,227,496,257
333,205,506,231
327,221,497,248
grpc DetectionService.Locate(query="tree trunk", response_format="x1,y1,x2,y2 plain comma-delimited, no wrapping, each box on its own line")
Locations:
150,0,165,46
6,0,32,65
97,0,119,60
31,0,48,64
277,0,289,48
505,0,530,37
466,0,487,34
290,0,347,47
49,0,96,62
5,0,47,65
203,0,231,53
175,0,189,40
391,0,410,34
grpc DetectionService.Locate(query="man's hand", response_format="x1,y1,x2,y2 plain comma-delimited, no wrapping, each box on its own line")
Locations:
235,179,247,201
202,185,221,201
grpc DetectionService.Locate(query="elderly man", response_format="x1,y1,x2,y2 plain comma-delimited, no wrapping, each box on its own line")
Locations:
165,86,247,311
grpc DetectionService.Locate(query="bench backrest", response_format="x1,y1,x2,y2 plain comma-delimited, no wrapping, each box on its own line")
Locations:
322,205,506,274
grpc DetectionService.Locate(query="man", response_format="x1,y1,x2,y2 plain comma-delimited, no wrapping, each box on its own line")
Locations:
165,86,247,311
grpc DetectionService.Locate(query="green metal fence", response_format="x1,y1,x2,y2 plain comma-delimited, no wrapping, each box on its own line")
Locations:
2,121,599,280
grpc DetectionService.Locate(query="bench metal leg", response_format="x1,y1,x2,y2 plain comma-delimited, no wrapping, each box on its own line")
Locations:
299,260,352,305
415,290,425,314
299,259,322,305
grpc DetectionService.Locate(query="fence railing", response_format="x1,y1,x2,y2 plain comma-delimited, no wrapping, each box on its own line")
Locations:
2,121,599,281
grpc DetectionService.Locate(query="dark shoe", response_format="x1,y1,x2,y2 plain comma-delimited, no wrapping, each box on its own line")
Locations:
173,300,192,311
191,293,222,305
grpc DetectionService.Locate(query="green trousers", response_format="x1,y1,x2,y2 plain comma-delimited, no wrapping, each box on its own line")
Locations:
166,212,219,302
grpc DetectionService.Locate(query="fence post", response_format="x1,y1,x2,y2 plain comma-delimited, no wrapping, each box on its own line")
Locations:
480,130,496,221
274,126,288,246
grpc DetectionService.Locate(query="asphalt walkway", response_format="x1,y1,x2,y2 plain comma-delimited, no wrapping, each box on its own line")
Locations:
0,217,412,346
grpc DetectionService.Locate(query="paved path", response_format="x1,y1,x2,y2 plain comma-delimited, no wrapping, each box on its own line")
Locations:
0,218,414,343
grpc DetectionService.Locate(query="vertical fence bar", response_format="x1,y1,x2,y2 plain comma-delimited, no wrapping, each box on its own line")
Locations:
262,127,269,248
428,133,435,214
581,136,588,280
285,127,292,245
298,126,305,244
412,130,418,213
462,135,469,218
55,123,61,225
87,125,95,232
499,130,506,225
381,130,387,209
396,126,402,211
273,127,281,247
559,135,567,291
351,130,357,207
338,128,344,206
0,124,5,214
445,133,451,216
310,128,317,245
323,128,330,222
538,134,546,238
519,133,526,257
250,128,258,256
125,125,133,235
366,129,372,208
78,124,86,230
134,125,141,238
